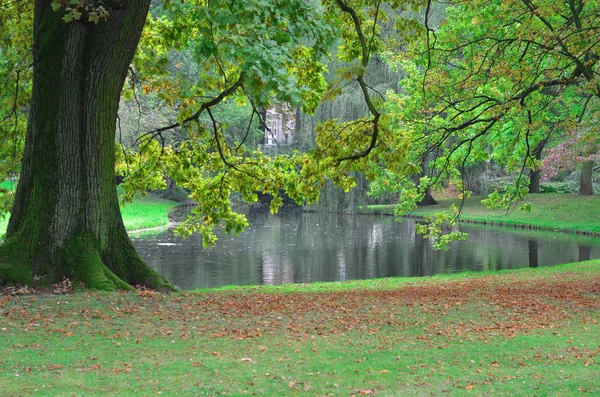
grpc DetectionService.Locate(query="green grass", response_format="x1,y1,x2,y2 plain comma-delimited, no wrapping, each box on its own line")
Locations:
0,184,179,236
198,259,600,294
1,260,599,396
120,192,180,232
0,180,16,234
0,180,15,190
0,216,7,237
367,193,600,234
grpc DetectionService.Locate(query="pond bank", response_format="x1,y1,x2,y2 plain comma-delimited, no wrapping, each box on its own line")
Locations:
2,260,599,395
0,192,179,237
365,194,600,237
120,193,180,232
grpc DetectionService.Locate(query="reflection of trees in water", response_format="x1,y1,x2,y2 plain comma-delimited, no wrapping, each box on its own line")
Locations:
529,240,539,268
579,246,591,262
132,211,600,289
262,251,294,285
337,248,347,281
410,229,430,277
132,225,265,289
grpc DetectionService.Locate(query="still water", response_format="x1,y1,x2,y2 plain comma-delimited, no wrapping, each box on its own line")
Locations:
130,208,600,290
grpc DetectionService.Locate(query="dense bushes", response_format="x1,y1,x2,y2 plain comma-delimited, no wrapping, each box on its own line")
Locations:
539,182,575,194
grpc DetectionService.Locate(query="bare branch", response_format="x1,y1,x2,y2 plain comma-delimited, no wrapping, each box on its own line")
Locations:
137,72,245,143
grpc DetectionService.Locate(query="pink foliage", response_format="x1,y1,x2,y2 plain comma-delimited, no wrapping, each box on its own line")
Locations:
542,128,600,181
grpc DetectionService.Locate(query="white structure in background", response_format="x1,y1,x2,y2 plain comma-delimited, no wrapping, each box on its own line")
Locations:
264,102,296,145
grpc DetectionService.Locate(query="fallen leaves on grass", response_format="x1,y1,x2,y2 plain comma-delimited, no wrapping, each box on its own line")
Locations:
0,270,599,396
355,388,375,395
2,272,599,364
2,285,36,296
162,275,600,342
52,278,72,294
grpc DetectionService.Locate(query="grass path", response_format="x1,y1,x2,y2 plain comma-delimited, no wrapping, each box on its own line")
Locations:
367,194,600,234
1,261,599,395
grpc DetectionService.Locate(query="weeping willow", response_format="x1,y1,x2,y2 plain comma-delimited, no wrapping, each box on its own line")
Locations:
294,52,403,212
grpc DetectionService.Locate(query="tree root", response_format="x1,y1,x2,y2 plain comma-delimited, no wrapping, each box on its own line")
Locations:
0,234,175,291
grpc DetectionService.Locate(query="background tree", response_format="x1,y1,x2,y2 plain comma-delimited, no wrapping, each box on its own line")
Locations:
0,1,32,216
380,0,600,238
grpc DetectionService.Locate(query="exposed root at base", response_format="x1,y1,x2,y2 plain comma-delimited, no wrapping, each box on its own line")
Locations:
0,234,175,292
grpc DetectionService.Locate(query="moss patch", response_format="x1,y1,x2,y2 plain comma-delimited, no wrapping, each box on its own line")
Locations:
62,236,132,291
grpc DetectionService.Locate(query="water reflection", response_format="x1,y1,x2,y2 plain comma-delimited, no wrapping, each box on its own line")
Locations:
130,208,600,290
528,239,539,268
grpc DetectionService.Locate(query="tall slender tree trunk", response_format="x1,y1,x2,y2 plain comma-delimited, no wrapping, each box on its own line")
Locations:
578,161,595,196
416,169,437,207
417,189,438,207
528,140,545,194
0,1,171,290
412,150,438,206
529,170,541,194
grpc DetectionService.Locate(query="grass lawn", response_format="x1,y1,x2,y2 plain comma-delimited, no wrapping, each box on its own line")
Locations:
1,260,599,396
0,180,16,235
119,192,180,232
0,186,179,236
367,194,600,234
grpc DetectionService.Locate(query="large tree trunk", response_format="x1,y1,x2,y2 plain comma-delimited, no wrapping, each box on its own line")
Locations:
578,161,594,196
0,1,171,290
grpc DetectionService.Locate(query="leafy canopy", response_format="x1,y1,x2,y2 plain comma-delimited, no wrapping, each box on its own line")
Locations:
3,0,598,247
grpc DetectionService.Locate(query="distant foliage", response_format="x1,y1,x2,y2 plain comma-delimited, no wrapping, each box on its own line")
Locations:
0,1,31,217
538,182,575,194
542,125,600,182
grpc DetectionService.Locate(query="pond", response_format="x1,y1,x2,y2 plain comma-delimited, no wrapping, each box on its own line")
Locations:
130,208,600,290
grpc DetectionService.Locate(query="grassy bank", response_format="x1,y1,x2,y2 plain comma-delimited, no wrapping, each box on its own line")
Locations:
119,192,180,232
0,190,179,236
1,260,599,395
0,180,16,234
367,194,600,234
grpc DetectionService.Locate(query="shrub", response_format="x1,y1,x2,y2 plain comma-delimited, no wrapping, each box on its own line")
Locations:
539,182,575,194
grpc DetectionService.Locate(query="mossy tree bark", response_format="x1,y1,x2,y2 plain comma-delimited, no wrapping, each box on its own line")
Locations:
0,0,172,290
